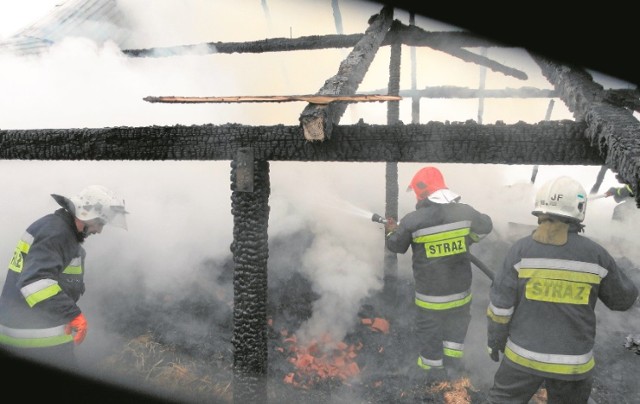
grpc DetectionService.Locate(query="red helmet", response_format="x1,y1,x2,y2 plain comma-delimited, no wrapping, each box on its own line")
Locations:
407,166,448,200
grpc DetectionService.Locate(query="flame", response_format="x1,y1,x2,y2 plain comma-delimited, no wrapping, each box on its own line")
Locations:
281,332,362,389
276,316,388,389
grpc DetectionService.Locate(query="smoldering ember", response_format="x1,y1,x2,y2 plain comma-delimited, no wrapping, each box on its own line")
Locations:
1,1,640,404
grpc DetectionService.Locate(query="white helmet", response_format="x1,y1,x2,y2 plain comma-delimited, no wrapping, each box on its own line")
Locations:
532,176,587,222
53,185,129,230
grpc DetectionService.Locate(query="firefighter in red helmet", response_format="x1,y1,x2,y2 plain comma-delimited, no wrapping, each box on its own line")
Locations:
385,166,493,384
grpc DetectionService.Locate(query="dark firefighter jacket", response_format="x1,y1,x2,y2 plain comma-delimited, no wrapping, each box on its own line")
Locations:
0,208,85,349
385,198,493,309
487,227,639,380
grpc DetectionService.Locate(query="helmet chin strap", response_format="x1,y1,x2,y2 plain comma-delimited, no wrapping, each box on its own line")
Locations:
77,221,89,242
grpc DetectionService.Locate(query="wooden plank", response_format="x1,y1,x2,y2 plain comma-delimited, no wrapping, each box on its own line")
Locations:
143,94,401,105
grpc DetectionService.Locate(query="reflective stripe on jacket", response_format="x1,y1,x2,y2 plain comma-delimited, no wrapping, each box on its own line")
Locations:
0,324,73,348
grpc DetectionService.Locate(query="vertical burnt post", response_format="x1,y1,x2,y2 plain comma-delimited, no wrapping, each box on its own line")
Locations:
230,148,270,403
383,41,401,305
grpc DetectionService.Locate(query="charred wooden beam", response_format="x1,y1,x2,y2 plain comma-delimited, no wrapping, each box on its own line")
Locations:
122,34,364,57
121,30,498,59
123,25,524,81
383,40,401,306
603,88,640,113
0,120,601,165
533,55,640,207
230,157,270,402
299,6,394,141
386,21,526,80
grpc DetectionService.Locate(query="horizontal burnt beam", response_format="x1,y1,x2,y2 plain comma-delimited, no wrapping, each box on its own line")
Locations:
0,120,602,165
121,26,496,59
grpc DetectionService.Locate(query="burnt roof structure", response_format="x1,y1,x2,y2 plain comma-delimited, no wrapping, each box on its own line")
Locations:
1,1,639,403
1,0,638,203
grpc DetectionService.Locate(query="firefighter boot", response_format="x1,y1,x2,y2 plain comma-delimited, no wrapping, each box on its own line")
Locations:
425,367,449,386
444,357,466,381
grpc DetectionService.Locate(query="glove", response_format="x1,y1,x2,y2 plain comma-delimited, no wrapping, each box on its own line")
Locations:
606,187,617,197
487,321,508,362
384,217,398,235
487,345,502,362
65,313,88,345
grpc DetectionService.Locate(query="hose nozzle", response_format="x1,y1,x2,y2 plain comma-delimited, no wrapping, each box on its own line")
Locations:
371,213,387,224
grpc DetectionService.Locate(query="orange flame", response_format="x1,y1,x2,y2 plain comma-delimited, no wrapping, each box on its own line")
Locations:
281,332,362,389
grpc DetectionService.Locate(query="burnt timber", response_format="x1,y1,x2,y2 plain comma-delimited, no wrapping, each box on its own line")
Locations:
0,120,598,164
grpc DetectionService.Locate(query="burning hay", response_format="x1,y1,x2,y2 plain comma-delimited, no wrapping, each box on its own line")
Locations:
428,377,475,404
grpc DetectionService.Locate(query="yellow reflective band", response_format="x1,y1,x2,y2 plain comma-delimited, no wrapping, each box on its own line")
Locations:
0,333,73,348
487,307,511,324
25,284,63,307
63,265,83,275
417,356,443,370
443,347,463,358
505,346,595,375
16,239,30,254
416,293,472,310
518,268,601,284
525,278,591,304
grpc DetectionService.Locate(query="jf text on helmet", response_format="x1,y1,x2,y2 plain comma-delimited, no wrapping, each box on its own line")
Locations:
532,176,587,223
52,185,129,230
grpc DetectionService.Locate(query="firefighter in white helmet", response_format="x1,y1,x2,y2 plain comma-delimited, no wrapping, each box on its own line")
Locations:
0,185,128,369
485,176,638,403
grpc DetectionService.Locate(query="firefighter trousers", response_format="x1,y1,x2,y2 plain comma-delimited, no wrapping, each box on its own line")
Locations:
415,302,471,371
485,360,593,404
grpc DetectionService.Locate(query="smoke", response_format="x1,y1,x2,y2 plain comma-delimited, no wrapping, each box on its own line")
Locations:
1,0,639,401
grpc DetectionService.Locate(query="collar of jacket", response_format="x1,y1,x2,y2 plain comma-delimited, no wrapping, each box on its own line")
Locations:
54,208,85,242
427,189,461,204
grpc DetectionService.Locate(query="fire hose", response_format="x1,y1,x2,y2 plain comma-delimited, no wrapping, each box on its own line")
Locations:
371,213,495,281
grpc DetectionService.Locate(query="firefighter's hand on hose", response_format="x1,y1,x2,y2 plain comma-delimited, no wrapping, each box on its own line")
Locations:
384,218,397,235
487,346,502,362
487,337,505,362
65,313,88,345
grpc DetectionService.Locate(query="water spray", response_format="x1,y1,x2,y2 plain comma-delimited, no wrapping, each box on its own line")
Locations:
588,192,612,201
371,213,387,224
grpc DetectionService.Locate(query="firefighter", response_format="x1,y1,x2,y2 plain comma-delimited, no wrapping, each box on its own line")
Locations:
485,176,639,403
384,166,493,383
605,181,636,223
0,185,128,370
